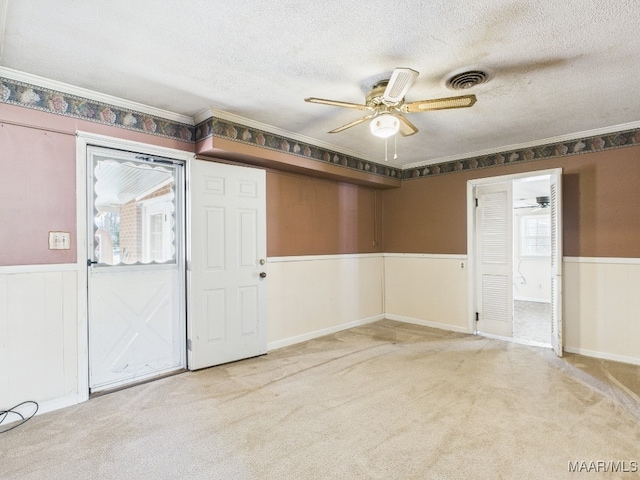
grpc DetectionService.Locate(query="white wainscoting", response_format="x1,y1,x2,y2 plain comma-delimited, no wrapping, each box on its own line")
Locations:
563,257,640,366
0,265,79,414
266,254,385,350
384,254,470,333
4,255,639,420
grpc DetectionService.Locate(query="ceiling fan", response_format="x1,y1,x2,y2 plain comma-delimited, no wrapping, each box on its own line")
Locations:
305,67,477,138
515,196,551,211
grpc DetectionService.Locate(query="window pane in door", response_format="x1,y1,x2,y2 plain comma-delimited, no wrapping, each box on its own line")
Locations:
92,158,176,265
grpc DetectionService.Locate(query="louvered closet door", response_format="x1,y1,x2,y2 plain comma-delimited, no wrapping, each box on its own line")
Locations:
476,182,513,337
549,170,563,356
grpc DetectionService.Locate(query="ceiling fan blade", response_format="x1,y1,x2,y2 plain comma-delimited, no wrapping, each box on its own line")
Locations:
305,97,369,110
400,94,477,113
328,114,374,133
396,114,419,137
383,68,419,103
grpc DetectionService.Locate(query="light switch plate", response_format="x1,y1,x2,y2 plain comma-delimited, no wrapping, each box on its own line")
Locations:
49,231,71,250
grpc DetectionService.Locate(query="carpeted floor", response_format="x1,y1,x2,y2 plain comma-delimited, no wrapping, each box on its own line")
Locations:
2,320,639,479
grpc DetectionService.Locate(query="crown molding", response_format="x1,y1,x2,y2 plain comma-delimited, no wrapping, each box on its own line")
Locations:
193,107,216,125
403,119,640,170
0,66,194,125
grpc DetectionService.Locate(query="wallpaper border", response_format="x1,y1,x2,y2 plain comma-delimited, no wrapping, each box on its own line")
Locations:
3,74,640,181
1,76,195,143
401,128,640,180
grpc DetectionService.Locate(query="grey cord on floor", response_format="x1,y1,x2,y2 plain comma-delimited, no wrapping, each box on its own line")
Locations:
0,401,39,433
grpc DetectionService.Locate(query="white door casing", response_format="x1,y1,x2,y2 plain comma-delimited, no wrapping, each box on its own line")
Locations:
475,182,514,338
549,171,563,356
187,159,267,370
468,168,563,356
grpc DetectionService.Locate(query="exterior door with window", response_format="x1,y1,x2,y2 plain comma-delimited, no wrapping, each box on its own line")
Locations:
87,146,185,392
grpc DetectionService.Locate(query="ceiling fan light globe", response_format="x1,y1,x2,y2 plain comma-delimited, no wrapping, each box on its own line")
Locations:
370,113,400,138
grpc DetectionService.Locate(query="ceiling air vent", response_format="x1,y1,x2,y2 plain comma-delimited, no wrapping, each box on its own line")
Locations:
445,68,492,90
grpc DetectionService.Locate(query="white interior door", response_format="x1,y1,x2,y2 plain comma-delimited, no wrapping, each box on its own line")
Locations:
475,182,513,337
87,147,185,392
549,170,563,356
188,159,267,370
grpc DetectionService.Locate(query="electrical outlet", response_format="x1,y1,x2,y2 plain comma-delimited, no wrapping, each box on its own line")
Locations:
460,261,466,269
49,231,71,250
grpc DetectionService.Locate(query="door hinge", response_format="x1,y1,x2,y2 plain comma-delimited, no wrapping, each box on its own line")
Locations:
187,339,192,351
475,312,479,322
475,198,479,207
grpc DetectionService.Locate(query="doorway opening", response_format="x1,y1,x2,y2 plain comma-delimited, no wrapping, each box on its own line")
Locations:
513,175,552,347
467,169,562,356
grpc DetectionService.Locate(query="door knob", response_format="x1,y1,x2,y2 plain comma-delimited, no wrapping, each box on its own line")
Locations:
259,272,267,278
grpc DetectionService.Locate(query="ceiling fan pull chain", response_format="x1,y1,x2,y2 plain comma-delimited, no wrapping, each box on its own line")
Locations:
394,134,398,161
384,137,388,162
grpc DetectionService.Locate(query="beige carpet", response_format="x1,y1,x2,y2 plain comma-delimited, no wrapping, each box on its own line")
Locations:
2,320,640,479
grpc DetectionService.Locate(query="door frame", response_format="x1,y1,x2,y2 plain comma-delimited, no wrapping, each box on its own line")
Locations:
466,168,562,348
75,131,194,403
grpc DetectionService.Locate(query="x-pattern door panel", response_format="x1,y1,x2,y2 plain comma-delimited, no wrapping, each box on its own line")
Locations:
89,268,181,388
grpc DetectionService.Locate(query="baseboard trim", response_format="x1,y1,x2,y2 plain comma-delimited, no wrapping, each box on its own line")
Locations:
34,394,82,417
267,314,385,351
564,346,640,367
385,314,471,334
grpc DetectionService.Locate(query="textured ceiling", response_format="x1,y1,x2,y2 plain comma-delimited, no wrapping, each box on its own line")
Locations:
1,0,639,168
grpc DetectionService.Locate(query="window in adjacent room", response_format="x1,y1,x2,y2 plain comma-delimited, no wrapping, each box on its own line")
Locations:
520,214,551,257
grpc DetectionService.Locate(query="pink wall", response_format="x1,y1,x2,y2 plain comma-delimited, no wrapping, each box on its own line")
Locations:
0,105,193,266
0,122,77,265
